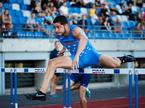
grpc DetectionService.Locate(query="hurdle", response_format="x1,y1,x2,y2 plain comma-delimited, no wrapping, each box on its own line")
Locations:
1,68,145,108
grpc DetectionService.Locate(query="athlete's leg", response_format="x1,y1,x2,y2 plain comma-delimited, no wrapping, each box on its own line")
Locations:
40,56,73,93
99,55,121,68
50,75,59,95
79,86,87,108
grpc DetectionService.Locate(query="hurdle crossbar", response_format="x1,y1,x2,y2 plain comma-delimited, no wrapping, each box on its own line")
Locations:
1,68,145,74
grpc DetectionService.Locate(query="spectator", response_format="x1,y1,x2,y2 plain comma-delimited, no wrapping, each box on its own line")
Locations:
52,0,63,9
69,15,78,25
0,2,3,35
26,12,38,31
0,2,3,24
44,12,53,25
89,5,99,25
83,0,94,8
109,9,118,25
30,0,36,10
2,9,12,35
100,17,112,32
59,3,68,16
32,3,41,14
78,15,88,32
113,18,122,33
35,12,45,31
51,7,59,19
100,2,110,18
71,0,84,8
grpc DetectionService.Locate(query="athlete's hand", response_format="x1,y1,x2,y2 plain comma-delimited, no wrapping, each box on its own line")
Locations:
72,56,79,70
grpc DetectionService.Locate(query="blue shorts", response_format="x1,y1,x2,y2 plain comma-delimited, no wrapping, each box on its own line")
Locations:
70,73,91,87
71,49,101,68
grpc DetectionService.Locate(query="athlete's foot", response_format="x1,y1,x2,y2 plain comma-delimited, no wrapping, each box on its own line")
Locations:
118,55,136,64
85,87,91,98
25,90,46,101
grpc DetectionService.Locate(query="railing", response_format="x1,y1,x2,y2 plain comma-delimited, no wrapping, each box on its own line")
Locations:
0,24,144,39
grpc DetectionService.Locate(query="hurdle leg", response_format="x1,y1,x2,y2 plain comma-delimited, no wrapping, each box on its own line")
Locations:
68,72,72,108
10,69,14,108
14,69,18,108
134,70,138,108
129,71,133,108
63,73,67,108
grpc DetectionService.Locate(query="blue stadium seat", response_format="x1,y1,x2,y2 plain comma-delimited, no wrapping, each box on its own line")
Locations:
12,17,20,24
16,31,26,38
9,0,17,3
9,10,15,16
121,22,129,31
132,34,142,39
3,3,12,10
19,17,27,25
109,33,117,39
34,32,44,38
128,21,136,30
122,33,130,39
66,2,70,7
74,8,81,14
15,10,23,17
95,33,103,39
26,31,35,38
17,0,24,4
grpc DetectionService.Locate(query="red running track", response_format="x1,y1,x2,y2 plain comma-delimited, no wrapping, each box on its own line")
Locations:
23,96,145,108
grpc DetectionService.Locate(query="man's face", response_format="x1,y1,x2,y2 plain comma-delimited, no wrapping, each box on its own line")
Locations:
55,41,60,49
53,23,65,36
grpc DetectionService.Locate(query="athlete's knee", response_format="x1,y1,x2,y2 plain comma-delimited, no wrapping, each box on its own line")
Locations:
80,95,87,103
112,62,121,68
48,60,56,68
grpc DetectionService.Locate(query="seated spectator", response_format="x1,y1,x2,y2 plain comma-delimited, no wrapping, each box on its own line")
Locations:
32,3,41,14
69,15,78,25
0,2,3,35
100,17,112,32
113,18,122,33
26,12,38,31
30,0,36,10
35,12,45,31
135,18,145,32
83,0,94,8
78,15,88,32
2,8,12,35
44,12,53,25
89,6,99,25
0,2,2,21
59,2,68,16
51,7,59,19
71,0,83,8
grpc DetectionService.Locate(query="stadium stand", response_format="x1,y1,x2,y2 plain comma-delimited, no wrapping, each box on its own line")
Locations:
0,0,144,39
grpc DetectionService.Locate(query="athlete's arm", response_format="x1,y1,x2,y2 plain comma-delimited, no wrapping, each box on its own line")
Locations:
72,27,88,69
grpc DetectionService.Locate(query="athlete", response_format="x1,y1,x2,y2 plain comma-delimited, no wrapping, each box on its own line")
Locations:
26,15,135,108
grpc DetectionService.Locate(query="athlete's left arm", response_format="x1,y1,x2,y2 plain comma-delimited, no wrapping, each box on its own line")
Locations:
72,27,88,69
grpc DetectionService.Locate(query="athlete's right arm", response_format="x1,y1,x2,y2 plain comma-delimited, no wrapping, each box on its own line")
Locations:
72,27,88,69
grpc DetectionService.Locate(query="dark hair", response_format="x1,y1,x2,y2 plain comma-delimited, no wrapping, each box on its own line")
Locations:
53,15,68,24
55,41,59,45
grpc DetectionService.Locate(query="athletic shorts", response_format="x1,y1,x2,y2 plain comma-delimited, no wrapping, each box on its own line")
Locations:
70,73,91,87
71,50,101,68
